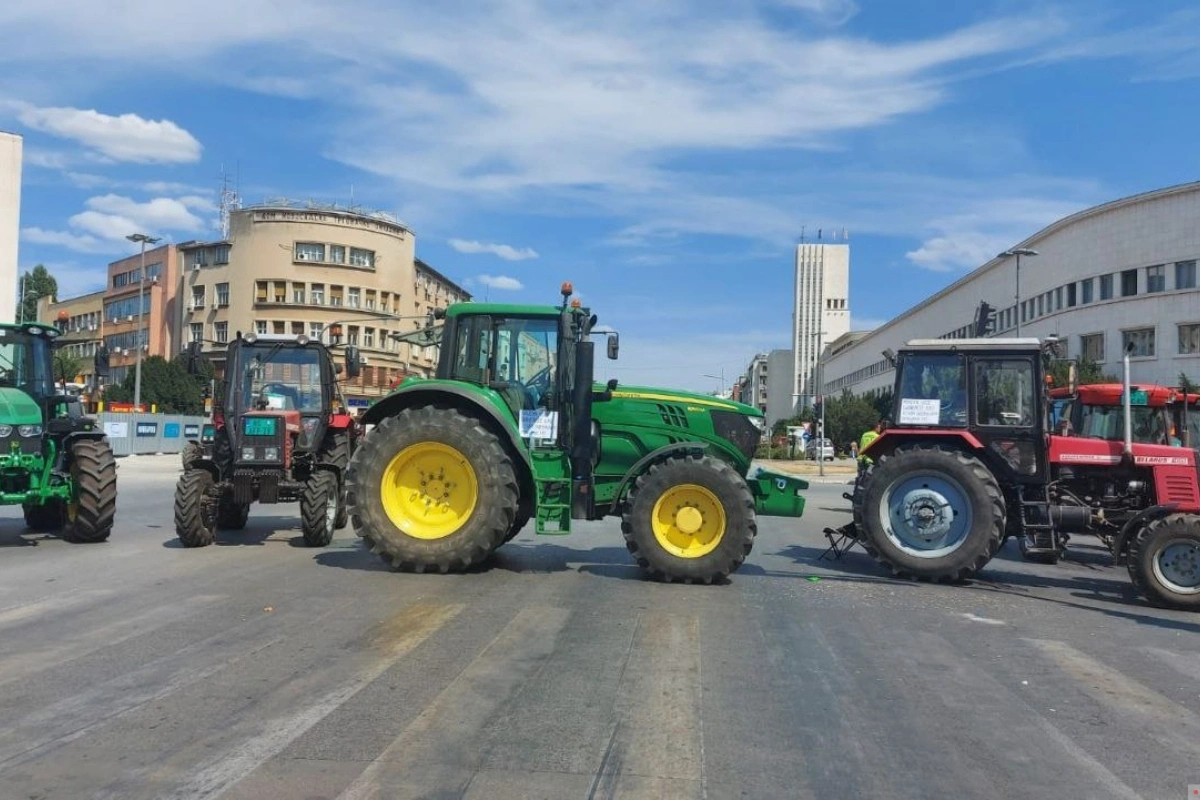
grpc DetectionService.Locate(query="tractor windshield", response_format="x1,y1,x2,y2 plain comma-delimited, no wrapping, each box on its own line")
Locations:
0,328,55,400
237,344,325,413
895,353,967,426
1072,402,1169,444
451,316,558,410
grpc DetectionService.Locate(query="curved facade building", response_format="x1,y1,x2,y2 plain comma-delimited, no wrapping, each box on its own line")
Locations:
823,181,1200,398
180,204,469,403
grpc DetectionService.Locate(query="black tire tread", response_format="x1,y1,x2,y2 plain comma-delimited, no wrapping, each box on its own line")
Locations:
216,497,249,530
23,501,64,532
855,445,1004,583
620,453,756,584
174,469,217,547
346,406,519,573
300,470,338,547
63,439,117,543
322,430,352,530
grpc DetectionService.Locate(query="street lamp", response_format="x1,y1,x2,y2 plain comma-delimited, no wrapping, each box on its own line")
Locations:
127,233,161,410
998,248,1038,337
702,368,726,397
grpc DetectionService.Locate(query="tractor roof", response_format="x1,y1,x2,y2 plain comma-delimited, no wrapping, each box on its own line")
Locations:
0,322,62,337
444,302,575,319
1050,383,1177,406
902,337,1042,352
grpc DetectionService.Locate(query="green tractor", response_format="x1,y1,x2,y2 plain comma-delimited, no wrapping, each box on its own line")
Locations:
345,283,809,583
0,323,117,542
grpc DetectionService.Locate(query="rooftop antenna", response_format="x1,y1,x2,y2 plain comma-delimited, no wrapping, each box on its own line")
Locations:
818,228,822,240
218,164,241,240
800,225,806,244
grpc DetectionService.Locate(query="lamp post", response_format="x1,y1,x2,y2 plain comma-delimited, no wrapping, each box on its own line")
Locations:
127,233,161,411
703,368,726,397
998,248,1038,337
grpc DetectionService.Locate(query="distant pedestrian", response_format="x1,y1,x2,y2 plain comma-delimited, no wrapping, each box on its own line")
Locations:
849,441,858,460
858,418,888,476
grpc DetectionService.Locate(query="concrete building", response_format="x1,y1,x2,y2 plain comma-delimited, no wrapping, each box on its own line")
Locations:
0,131,21,323
179,203,469,405
821,182,1200,397
36,290,105,386
793,242,850,411
102,243,183,386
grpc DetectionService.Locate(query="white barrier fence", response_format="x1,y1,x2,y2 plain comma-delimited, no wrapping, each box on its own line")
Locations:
96,413,208,457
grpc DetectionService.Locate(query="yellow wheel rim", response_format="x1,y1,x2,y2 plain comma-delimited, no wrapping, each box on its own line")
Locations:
651,484,726,559
380,442,478,540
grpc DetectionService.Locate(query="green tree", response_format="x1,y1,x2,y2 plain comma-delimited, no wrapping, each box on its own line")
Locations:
104,356,205,414
1048,356,1116,388
19,264,57,324
1180,372,1195,394
52,351,83,384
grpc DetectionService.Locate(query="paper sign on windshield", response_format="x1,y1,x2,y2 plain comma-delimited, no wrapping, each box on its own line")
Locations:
899,398,941,425
519,410,558,440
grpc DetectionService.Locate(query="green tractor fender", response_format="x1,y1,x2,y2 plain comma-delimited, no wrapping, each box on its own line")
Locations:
362,383,535,497
611,442,710,510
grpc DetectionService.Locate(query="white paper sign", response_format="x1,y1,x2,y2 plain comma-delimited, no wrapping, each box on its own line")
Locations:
898,398,941,425
519,410,559,439
103,421,128,438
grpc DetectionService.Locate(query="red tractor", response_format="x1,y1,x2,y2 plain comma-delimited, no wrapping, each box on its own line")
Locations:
828,337,1200,610
174,333,362,547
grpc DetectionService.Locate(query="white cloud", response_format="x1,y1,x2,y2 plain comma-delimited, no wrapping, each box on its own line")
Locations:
21,193,216,258
772,0,860,26
449,239,539,261
21,227,111,254
16,105,202,164
478,275,523,291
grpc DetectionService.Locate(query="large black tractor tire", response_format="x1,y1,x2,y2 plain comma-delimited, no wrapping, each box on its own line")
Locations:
23,501,65,532
502,507,532,544
63,439,117,543
174,469,218,548
621,454,756,584
1128,514,1200,610
300,470,339,548
346,407,519,573
856,446,1004,582
216,496,250,530
322,431,352,530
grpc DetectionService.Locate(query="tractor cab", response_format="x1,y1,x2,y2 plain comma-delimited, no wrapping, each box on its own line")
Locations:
1051,383,1174,445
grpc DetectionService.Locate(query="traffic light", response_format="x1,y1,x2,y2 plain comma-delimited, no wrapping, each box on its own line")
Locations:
974,301,996,337
93,345,110,377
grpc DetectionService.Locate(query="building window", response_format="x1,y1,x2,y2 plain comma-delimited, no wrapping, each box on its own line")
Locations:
213,244,231,265
295,242,326,262
192,249,207,267
1177,260,1197,290
1120,269,1138,297
347,325,360,345
1067,283,1077,307
190,286,206,309
311,284,325,305
273,281,286,303
348,287,361,308
1037,295,1044,316
292,322,304,335
330,286,344,307
309,322,323,341
1099,274,1113,300
1122,327,1155,357
349,248,375,268
1080,333,1105,362
364,328,375,348
293,285,306,304
1054,287,1063,310
256,320,268,335
365,290,377,310
216,282,230,307
329,245,345,264
1146,264,1165,293
189,323,203,343
1081,278,1094,304
1180,324,1200,355
273,320,285,334
255,281,268,303
215,322,229,343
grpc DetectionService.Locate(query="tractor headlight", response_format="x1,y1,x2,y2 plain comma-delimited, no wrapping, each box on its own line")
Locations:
241,447,256,461
0,425,11,437
263,446,279,462
749,416,766,433
18,425,43,437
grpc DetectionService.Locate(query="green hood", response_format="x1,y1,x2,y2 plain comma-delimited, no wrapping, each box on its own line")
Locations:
0,387,43,426
605,384,760,416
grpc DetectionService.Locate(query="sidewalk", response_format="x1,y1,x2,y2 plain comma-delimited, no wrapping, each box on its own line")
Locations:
755,459,856,484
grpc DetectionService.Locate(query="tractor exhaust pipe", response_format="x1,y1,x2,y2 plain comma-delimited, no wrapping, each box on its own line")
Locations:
1122,342,1134,458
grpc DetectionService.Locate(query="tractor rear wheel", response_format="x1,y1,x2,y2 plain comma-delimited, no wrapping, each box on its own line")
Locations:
23,501,64,532
216,496,250,530
63,439,117,543
503,507,532,544
175,469,217,547
1128,514,1200,610
857,446,1004,582
346,407,519,572
300,470,339,547
621,454,756,584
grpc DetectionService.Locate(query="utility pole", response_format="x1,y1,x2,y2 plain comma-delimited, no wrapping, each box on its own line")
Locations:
999,248,1038,337
127,233,161,410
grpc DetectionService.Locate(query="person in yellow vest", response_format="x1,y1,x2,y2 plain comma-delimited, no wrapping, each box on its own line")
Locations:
858,418,888,476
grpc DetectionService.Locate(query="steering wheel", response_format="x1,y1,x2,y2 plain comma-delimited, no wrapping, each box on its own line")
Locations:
524,365,553,406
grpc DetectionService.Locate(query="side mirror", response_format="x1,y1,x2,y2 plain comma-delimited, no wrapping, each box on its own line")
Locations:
344,345,362,379
606,333,619,360
94,345,111,378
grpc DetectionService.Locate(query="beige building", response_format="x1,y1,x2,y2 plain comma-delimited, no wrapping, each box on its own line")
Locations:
37,289,105,386
179,204,469,404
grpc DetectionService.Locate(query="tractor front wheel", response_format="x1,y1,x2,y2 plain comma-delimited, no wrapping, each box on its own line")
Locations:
1128,514,1200,610
300,470,339,547
63,439,117,543
346,407,519,572
621,454,756,584
174,470,218,547
857,446,1004,582
321,430,352,529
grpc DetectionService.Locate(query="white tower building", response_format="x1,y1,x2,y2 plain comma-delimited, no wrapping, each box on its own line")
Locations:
792,241,850,411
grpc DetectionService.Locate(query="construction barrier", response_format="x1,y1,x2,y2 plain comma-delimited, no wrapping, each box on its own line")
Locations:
96,413,208,457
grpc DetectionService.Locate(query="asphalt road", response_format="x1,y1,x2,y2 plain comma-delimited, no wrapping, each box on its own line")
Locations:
0,454,1197,800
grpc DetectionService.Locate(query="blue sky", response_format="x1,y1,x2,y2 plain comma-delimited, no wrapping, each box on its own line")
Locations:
3,0,1199,392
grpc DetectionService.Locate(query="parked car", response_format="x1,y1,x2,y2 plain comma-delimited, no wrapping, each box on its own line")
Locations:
805,437,835,461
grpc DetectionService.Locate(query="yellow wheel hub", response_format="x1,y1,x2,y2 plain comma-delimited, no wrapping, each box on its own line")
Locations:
380,442,478,540
651,484,726,558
